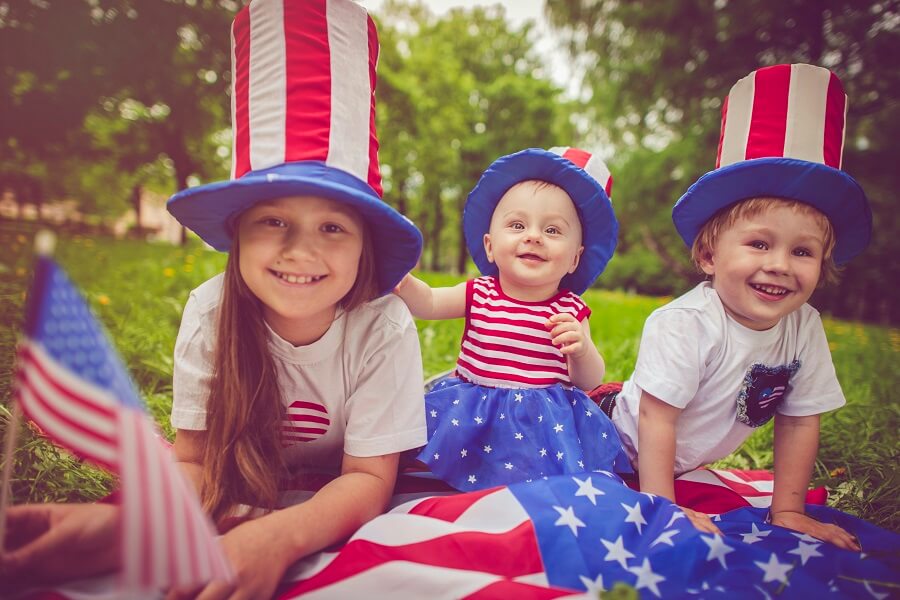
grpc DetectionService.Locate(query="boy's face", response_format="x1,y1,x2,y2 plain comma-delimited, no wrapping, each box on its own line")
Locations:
483,181,584,297
698,204,826,330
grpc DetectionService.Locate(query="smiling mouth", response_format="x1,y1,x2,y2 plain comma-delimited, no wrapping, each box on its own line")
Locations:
271,270,326,284
517,253,546,262
750,283,791,297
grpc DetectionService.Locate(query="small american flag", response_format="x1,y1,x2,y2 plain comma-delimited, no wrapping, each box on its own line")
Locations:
13,257,232,591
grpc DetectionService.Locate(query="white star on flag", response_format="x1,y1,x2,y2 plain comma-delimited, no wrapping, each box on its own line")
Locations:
602,432,608,439
788,541,823,565
790,532,820,544
553,423,564,433
460,449,468,457
451,418,459,426
666,511,686,528
553,505,586,536
514,432,524,440
601,535,635,569
504,462,513,470
627,558,666,597
702,535,734,568
742,522,772,544
540,448,548,457
483,445,492,454
651,529,679,547
585,410,592,417
621,501,647,534
572,476,604,505
556,451,564,461
474,416,483,424
755,553,793,584
579,573,606,594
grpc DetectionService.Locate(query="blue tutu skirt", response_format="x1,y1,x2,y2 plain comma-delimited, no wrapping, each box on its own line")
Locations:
417,377,633,491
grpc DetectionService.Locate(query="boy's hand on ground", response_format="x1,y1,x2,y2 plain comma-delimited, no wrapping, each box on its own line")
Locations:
769,510,861,551
546,313,587,357
679,505,722,536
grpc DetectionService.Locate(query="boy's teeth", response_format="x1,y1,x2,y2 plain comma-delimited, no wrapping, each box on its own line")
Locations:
753,284,787,295
277,272,323,284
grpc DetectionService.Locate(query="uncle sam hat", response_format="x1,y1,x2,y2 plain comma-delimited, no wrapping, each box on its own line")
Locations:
463,147,617,295
673,63,872,264
167,0,422,294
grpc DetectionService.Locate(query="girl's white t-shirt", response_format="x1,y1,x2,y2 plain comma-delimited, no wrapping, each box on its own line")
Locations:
612,282,845,474
171,274,427,473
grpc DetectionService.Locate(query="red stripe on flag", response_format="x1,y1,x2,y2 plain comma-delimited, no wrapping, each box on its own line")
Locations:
823,72,846,169
283,0,331,164
465,581,577,599
365,14,382,195
232,8,252,178
746,66,790,160
408,486,501,521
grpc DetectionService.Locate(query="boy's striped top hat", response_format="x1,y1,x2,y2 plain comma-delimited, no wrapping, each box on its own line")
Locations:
673,63,871,264
167,0,422,295
464,147,618,295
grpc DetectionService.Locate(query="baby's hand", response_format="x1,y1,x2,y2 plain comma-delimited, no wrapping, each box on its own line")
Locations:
546,313,587,357
769,510,861,551
393,273,412,294
678,505,722,536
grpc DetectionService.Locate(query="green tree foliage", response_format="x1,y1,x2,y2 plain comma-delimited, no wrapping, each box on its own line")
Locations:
546,0,899,323
0,0,234,220
375,1,577,272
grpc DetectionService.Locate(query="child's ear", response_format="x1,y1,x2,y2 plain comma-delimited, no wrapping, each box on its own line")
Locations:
697,246,716,276
483,233,495,264
568,245,584,274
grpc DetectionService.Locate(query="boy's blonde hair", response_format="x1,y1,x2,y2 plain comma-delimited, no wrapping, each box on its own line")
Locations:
691,197,839,285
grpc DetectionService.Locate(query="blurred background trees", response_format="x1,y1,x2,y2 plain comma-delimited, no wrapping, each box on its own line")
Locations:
1,0,896,323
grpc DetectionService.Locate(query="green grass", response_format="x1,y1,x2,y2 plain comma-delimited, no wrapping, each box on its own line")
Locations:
1,225,897,531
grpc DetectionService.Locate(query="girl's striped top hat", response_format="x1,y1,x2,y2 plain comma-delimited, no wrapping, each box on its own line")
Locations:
673,63,872,264
167,0,422,295
463,147,618,295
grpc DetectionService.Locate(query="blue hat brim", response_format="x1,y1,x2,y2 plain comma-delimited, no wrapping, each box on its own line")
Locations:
167,162,423,295
673,158,871,264
463,149,618,295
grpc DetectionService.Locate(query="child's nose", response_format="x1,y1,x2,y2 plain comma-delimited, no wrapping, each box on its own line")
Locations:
764,249,791,274
280,229,317,259
523,226,543,244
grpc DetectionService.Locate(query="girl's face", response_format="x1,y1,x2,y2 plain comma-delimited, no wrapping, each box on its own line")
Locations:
237,195,365,345
482,181,584,301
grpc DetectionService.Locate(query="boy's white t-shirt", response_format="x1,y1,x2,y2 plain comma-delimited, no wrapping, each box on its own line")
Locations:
612,281,845,474
171,274,427,473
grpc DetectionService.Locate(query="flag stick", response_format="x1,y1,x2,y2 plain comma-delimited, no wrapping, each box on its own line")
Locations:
0,230,57,548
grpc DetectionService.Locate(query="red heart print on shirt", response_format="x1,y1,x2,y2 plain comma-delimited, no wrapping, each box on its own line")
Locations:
281,400,330,446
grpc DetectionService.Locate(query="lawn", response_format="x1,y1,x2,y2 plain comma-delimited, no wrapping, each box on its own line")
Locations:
1,223,897,532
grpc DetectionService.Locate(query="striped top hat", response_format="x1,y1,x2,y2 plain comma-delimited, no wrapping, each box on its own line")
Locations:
673,63,872,264
463,147,618,295
167,0,422,295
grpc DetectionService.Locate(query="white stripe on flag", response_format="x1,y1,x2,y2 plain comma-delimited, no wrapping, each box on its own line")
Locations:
784,64,830,164
326,0,370,181
120,411,143,588
248,0,287,171
719,72,756,167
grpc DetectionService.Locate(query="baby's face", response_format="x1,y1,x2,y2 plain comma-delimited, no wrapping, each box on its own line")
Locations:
699,204,826,330
483,181,584,296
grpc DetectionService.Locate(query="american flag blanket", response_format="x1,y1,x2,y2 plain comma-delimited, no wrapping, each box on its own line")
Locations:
12,468,900,600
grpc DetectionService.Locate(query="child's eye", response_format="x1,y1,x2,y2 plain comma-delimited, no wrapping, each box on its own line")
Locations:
322,223,346,234
260,217,286,228
509,222,525,230
545,226,561,235
749,240,768,250
793,247,813,257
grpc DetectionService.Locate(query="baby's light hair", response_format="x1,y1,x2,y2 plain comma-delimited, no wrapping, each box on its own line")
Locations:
691,197,839,285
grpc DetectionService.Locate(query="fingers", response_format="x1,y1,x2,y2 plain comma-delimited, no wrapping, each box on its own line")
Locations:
683,508,722,535
769,510,861,552
3,505,53,550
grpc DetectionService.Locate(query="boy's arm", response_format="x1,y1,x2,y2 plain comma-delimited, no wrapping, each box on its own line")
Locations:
770,414,860,550
638,391,721,535
393,274,466,320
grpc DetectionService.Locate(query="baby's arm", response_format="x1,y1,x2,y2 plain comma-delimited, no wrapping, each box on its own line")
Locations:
638,391,721,535
770,414,860,550
547,314,604,390
172,428,206,496
393,273,466,320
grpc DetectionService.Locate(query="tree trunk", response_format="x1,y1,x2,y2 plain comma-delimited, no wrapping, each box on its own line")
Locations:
428,189,443,271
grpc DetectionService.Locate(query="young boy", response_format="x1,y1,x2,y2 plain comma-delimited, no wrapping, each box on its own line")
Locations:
607,64,872,550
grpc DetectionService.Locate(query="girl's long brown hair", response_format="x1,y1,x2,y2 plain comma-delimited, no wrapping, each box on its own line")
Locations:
202,219,378,524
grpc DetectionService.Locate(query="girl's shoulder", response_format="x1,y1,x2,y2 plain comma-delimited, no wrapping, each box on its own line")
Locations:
346,294,416,334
